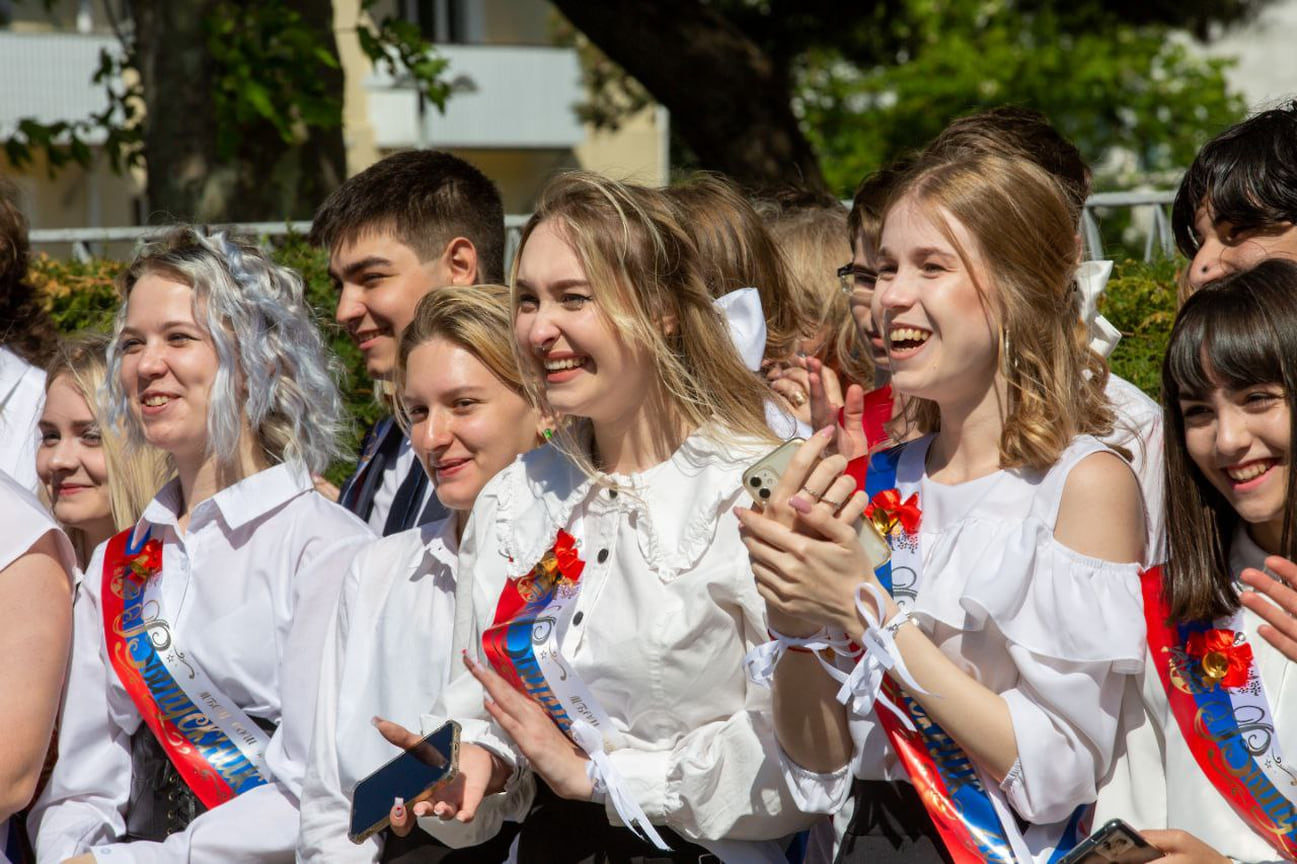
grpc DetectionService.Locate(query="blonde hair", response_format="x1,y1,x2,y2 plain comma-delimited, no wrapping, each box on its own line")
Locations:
512,172,777,478
44,332,171,562
393,284,528,431
888,154,1114,470
665,174,808,363
762,202,874,388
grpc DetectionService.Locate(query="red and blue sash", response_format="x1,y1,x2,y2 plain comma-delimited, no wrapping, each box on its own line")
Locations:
862,447,1087,864
482,529,587,732
1141,566,1297,859
101,527,269,809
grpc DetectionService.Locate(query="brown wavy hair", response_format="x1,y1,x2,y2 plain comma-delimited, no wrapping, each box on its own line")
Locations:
664,174,808,364
888,154,1115,470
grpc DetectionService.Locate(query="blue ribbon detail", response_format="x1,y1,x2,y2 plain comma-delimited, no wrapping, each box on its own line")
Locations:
119,535,268,797
863,444,1086,863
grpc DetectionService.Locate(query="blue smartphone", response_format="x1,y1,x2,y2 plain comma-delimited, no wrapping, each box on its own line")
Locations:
348,720,460,844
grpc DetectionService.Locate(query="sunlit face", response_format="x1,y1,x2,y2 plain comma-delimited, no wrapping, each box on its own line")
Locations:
402,338,540,512
37,374,114,538
874,195,998,406
330,232,450,380
849,232,887,371
118,274,221,471
1187,202,1297,291
1181,375,1291,552
513,219,654,429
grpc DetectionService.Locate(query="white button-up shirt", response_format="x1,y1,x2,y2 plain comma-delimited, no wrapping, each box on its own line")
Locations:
297,517,461,864
422,428,818,848
30,461,373,864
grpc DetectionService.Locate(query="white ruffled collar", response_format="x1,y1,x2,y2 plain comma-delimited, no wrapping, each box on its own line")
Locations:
495,425,769,583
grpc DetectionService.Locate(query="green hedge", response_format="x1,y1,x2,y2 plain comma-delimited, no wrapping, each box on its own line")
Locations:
33,245,1181,483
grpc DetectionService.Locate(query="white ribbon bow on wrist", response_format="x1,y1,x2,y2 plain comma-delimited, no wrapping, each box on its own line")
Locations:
825,583,932,731
569,720,671,852
743,626,853,689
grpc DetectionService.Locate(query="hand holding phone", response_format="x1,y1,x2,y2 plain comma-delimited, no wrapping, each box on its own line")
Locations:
1057,819,1163,864
743,438,891,569
348,720,460,844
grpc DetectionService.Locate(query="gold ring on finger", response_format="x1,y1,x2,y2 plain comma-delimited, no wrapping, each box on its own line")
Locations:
821,496,846,509
802,485,823,501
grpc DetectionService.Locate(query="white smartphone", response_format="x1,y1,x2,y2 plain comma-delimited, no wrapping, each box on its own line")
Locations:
742,439,891,569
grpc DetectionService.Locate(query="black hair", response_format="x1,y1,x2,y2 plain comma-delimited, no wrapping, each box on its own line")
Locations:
309,150,506,283
1172,101,1297,258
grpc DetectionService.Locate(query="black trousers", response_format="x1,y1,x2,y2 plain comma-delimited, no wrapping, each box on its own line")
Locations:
512,781,718,864
834,780,953,864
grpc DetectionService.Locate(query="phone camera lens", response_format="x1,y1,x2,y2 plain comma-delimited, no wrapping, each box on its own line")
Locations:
749,477,761,486
759,488,771,499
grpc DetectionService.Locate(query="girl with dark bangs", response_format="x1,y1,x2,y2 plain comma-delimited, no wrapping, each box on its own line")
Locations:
1172,100,1297,294
1096,258,1297,863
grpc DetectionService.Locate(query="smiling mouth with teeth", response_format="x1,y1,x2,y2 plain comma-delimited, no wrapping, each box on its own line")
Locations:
543,356,587,371
1226,459,1278,483
888,327,932,351
142,394,173,407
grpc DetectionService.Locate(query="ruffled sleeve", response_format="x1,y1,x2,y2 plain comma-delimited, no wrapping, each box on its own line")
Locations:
911,496,1145,824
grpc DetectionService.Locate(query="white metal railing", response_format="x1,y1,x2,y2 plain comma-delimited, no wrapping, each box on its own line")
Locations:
29,191,1181,264
30,215,533,266
1081,190,1177,262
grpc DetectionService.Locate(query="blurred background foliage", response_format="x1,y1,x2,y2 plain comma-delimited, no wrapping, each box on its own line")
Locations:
31,235,379,485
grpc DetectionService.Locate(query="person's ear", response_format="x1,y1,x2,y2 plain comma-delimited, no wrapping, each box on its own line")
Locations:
442,237,479,285
534,411,558,446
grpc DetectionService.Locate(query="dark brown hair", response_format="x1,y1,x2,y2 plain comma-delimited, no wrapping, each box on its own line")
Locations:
1161,259,1297,621
1171,100,1297,260
925,106,1090,227
309,150,505,283
0,179,58,365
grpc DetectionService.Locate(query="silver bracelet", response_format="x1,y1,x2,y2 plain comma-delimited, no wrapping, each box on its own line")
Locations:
884,608,915,636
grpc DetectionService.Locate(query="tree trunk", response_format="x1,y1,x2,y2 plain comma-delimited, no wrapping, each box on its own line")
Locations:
134,0,346,223
552,0,828,194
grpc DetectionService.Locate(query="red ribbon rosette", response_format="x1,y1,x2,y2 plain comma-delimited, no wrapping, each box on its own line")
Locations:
122,538,163,585
865,489,921,539
1185,628,1253,689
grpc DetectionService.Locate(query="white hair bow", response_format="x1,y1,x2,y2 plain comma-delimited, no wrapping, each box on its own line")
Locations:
1076,260,1122,358
713,287,767,372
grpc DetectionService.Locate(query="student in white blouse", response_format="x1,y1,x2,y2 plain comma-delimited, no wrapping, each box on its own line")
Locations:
737,153,1147,864
298,285,545,863
35,333,170,572
1,471,74,864
380,173,818,861
1096,260,1297,863
29,228,374,864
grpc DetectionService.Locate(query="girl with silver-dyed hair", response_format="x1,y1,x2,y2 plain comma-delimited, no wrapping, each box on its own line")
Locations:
30,228,374,863
104,228,344,474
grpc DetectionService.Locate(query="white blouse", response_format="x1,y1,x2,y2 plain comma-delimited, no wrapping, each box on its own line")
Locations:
297,517,462,864
1103,374,1165,564
0,347,46,493
783,435,1146,862
420,429,818,848
29,462,373,864
1095,529,1294,863
1,470,75,864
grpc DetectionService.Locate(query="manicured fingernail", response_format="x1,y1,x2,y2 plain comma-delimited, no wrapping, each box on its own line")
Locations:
371,716,382,727
393,797,406,819
788,496,812,513
462,650,480,669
